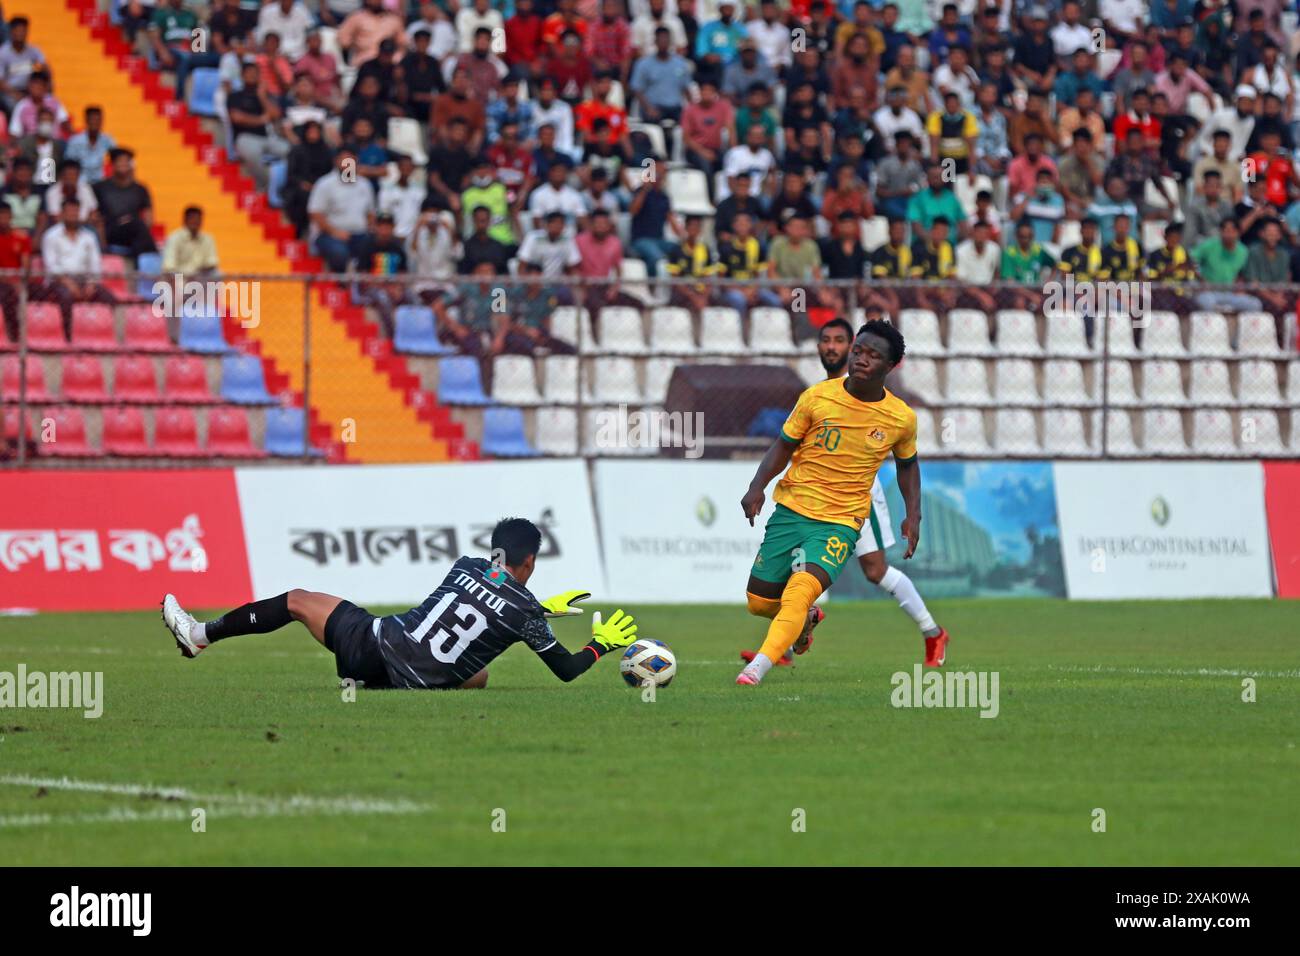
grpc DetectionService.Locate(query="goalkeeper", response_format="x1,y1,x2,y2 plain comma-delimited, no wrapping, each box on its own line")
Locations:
160,517,636,690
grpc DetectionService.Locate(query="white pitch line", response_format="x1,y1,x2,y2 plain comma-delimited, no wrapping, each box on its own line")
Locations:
1046,664,1300,679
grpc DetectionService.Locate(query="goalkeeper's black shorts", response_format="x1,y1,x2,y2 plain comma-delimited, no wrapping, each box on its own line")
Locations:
323,600,394,688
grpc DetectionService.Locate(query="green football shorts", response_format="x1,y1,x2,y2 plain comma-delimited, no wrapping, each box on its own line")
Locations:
750,504,862,586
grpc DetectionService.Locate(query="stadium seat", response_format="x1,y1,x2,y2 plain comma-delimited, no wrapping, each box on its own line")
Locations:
1099,409,1139,456
860,216,889,250
666,167,714,216
60,355,109,403
264,406,309,457
187,67,221,117
1041,409,1091,455
123,305,175,351
1,406,30,445
153,406,204,457
112,354,160,403
946,309,993,354
993,359,1040,404
481,406,538,457
68,304,119,352
643,357,677,402
0,319,12,352
944,359,991,403
549,306,593,352
1103,360,1138,405
796,355,824,385
135,252,163,298
1191,408,1235,456
589,356,642,403
437,356,491,404
619,257,661,306
102,406,152,456
954,174,993,216
1104,313,1139,357
1,355,52,402
41,407,96,457
163,355,215,402
913,407,937,454
898,310,943,356
940,408,990,455
750,308,796,353
1139,311,1185,356
1287,361,1300,404
24,302,69,350
993,310,1042,356
597,307,647,353
540,355,579,403
98,256,131,300
1043,311,1093,356
1056,219,1082,249
207,406,266,457
1237,311,1284,356
583,407,655,457
392,305,453,355
178,311,231,353
221,353,274,404
535,406,578,455
1141,409,1188,455
491,355,542,404
1188,311,1232,357
699,307,745,353
1140,360,1187,406
897,357,939,402
1238,410,1285,455
649,307,696,353
994,409,1041,453
628,121,667,160
1237,360,1283,405
1188,360,1232,406
386,117,429,166
1042,359,1093,405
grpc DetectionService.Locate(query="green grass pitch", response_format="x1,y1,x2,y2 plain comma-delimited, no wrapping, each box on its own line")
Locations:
1,598,1297,866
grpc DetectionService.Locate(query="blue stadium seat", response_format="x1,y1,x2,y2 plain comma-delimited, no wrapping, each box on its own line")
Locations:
481,407,538,457
136,251,163,298
393,305,453,355
438,356,491,405
268,160,288,208
264,406,311,456
221,353,273,404
188,68,221,118
747,407,789,438
178,311,231,353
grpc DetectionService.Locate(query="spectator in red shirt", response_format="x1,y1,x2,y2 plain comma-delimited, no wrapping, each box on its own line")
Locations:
0,204,31,343
1247,129,1300,210
547,31,594,106
682,77,736,190
487,121,536,207
575,207,627,313
585,0,634,82
503,0,545,78
574,73,629,143
1112,88,1162,156
542,0,588,55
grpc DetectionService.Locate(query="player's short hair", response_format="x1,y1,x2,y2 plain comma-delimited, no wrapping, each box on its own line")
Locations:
858,318,905,366
820,317,854,340
491,517,542,568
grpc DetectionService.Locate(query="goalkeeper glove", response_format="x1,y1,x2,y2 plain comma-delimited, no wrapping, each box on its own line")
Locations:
541,590,592,618
590,609,638,652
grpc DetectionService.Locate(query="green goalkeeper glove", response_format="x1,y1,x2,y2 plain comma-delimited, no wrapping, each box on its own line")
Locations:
541,590,592,618
590,609,638,651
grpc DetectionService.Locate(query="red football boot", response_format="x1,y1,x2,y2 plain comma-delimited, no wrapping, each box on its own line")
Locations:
924,628,949,667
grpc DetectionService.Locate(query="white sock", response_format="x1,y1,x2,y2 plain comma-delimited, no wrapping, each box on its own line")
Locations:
877,566,939,635
746,653,774,680
192,621,208,643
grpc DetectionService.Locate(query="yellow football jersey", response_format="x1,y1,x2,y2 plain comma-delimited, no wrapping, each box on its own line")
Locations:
774,379,918,530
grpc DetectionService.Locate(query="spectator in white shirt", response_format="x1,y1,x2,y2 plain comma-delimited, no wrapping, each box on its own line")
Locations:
1100,0,1148,46
720,123,777,200
747,0,792,73
1050,1,1093,60
407,2,459,62
378,154,428,239
517,212,583,277
631,0,688,56
37,199,114,336
526,160,586,230
42,160,98,225
257,0,315,61
955,219,1002,284
456,0,504,54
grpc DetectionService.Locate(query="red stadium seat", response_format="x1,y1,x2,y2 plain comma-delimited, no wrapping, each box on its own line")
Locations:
153,406,203,456
206,406,266,457
24,302,69,350
99,255,131,299
0,318,13,352
40,406,97,457
123,305,176,352
111,354,159,402
102,406,152,456
162,354,214,402
60,355,110,402
70,304,119,351
3,406,31,443
2,355,53,402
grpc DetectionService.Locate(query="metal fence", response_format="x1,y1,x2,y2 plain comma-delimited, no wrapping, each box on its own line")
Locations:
2,269,1297,464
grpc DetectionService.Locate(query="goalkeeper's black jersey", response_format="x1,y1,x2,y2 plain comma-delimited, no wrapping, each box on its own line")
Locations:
377,556,557,688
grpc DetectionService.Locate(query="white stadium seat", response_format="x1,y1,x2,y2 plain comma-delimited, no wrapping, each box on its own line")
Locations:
620,258,661,306
994,359,1040,404
1099,409,1139,456
491,356,542,404
1042,359,1093,405
666,167,714,216
1140,311,1186,356
387,117,429,166
649,307,696,353
699,307,746,353
1191,408,1235,456
898,309,944,356
941,408,991,455
1238,360,1283,405
1042,409,1092,455
1104,313,1139,357
914,408,938,454
897,357,940,402
597,307,647,353
1238,312,1284,356
1188,360,1232,406
589,356,643,403
1239,410,1286,455
1103,360,1138,405
994,408,1041,453
1188,311,1232,357
1140,360,1186,405
994,310,1042,356
947,309,994,354
541,355,579,403
550,306,593,352
944,358,991,403
797,355,824,385
1142,409,1188,455
643,357,677,403
584,407,657,457
1286,361,1300,403
1044,311,1093,356
535,407,578,455
749,308,796,353
860,216,889,250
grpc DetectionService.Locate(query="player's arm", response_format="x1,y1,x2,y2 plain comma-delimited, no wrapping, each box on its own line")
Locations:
740,437,797,526
895,455,921,559
526,610,639,682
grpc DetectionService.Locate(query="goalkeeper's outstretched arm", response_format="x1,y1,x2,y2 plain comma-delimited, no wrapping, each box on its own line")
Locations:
535,610,640,682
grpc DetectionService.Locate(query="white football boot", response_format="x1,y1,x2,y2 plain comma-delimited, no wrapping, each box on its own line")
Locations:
162,593,207,658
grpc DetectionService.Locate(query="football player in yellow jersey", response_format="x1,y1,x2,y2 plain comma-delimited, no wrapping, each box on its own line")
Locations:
736,319,926,685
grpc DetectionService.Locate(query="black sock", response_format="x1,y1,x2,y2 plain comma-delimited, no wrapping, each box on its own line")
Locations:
204,593,293,643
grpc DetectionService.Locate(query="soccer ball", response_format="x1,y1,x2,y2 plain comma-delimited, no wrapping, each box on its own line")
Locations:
620,639,676,688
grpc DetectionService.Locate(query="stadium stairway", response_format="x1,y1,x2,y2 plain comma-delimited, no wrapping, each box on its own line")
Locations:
29,0,476,462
